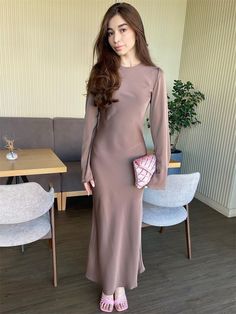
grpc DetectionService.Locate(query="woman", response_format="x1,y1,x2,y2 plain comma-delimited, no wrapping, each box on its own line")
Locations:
81,2,170,312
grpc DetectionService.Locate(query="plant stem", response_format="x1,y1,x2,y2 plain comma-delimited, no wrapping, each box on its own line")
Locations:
173,132,180,150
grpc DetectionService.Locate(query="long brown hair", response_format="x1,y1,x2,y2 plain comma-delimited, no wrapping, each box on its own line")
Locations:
87,2,156,109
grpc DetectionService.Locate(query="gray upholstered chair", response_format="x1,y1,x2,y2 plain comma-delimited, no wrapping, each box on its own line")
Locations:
0,182,57,286
142,172,200,259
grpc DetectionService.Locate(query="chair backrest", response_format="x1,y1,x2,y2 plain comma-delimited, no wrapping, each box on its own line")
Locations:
143,173,200,207
53,118,84,162
0,117,54,149
0,182,54,224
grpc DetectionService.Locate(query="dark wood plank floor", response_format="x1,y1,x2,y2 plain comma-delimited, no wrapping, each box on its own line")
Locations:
1,197,236,314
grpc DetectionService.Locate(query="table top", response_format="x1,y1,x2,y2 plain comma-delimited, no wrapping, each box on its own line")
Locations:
0,148,180,178
0,148,67,177
168,159,181,168
146,150,181,168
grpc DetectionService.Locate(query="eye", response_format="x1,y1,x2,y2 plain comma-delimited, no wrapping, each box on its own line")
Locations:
120,28,127,33
107,31,113,37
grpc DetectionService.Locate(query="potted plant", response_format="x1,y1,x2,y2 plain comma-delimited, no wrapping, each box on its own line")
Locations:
145,79,205,173
168,79,205,173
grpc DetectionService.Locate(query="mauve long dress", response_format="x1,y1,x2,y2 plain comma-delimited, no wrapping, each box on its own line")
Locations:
81,64,170,295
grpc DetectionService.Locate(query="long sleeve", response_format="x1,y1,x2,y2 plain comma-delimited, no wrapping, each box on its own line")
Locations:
81,93,99,183
147,68,171,189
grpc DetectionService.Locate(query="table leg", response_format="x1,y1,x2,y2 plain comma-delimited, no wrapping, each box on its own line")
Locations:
21,176,29,183
6,177,14,184
6,176,29,184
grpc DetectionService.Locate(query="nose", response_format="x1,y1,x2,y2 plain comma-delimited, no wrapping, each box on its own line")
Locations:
113,31,121,44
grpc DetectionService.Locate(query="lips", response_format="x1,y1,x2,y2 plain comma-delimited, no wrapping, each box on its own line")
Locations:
114,46,124,51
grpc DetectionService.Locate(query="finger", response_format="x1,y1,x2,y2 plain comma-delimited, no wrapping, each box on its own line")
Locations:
84,183,92,196
87,186,92,196
90,179,95,188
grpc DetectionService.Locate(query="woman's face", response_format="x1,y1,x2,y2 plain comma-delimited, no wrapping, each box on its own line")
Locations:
107,14,136,57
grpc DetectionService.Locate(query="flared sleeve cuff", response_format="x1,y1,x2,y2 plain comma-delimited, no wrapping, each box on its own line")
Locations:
81,94,99,183
147,68,171,189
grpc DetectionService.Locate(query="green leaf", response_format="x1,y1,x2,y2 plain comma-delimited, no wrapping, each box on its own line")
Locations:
167,79,205,147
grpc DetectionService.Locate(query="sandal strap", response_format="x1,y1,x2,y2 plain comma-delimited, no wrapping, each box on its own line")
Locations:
100,296,114,305
115,295,127,304
114,295,128,312
100,295,114,313
100,293,114,305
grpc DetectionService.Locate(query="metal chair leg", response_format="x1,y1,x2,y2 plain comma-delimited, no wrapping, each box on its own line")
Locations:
50,206,57,287
185,204,192,259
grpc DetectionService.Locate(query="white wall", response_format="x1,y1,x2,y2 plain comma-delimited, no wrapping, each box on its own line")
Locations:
178,0,236,217
0,0,113,117
0,0,187,118
127,0,187,87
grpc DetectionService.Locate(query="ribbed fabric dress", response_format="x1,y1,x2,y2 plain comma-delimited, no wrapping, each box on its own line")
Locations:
81,64,170,295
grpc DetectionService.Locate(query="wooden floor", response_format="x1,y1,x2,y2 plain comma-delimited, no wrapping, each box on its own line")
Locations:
1,197,236,314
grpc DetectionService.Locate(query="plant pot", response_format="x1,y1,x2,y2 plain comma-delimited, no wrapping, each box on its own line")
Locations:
168,149,182,174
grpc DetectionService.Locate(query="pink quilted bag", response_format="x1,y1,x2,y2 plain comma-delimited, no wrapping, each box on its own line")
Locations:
133,154,156,189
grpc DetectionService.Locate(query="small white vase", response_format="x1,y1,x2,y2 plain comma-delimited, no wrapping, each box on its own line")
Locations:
6,151,18,160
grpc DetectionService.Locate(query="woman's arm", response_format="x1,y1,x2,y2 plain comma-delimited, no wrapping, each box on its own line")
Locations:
148,68,170,189
81,93,99,194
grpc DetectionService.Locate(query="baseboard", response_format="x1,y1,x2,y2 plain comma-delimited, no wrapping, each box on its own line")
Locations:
228,208,236,217
195,192,236,218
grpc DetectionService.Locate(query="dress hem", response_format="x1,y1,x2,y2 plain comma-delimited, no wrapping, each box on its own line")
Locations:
85,267,145,295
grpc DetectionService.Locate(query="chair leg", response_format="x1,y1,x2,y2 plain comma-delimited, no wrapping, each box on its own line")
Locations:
50,206,57,287
185,204,192,259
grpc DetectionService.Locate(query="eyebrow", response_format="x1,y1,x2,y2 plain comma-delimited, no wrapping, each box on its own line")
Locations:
107,23,128,31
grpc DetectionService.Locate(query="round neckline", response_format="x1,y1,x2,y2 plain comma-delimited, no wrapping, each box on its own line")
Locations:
120,62,142,69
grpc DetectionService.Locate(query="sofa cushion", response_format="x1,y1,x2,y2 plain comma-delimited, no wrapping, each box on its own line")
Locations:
0,117,54,149
27,174,61,193
61,161,84,192
53,118,84,162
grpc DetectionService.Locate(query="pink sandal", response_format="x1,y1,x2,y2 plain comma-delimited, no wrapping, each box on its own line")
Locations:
114,295,128,312
100,293,114,313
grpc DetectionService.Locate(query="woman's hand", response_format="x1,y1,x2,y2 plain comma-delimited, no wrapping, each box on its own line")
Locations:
84,179,95,196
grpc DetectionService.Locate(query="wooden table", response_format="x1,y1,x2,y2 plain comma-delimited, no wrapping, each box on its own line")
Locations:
0,148,66,178
0,148,67,209
168,160,181,168
146,150,181,169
